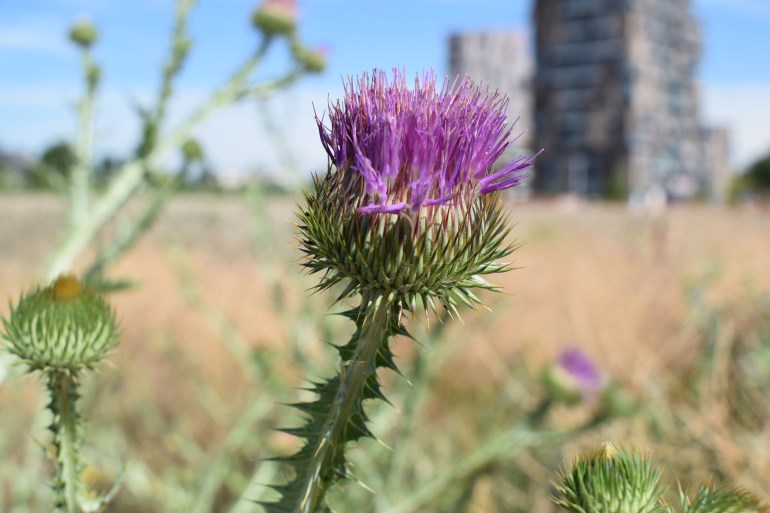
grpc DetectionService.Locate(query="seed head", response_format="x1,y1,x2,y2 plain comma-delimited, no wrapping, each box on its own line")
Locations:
1,275,120,373
299,69,536,313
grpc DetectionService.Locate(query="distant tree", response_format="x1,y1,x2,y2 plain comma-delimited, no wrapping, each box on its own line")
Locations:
745,153,770,192
95,155,124,186
31,141,76,190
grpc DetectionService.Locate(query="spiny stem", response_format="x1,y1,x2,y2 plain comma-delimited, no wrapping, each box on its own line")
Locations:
265,293,399,513
47,371,83,513
303,295,394,512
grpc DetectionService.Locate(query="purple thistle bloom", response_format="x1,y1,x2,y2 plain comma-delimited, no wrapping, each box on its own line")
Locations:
557,348,604,394
316,68,537,215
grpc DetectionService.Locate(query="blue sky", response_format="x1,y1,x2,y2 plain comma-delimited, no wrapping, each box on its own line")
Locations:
1,0,769,178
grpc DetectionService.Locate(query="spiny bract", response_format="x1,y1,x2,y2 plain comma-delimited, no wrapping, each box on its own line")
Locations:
554,443,669,513
2,275,120,373
300,69,536,315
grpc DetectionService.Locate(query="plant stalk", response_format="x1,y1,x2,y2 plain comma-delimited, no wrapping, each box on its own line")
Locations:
305,295,394,513
70,49,98,227
47,371,83,513
46,38,271,280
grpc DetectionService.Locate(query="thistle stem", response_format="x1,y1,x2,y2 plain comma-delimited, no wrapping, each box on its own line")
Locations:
275,293,397,513
46,38,270,280
70,48,97,227
47,371,83,513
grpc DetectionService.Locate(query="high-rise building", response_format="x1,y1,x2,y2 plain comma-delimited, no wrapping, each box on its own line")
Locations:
448,31,533,149
533,0,729,200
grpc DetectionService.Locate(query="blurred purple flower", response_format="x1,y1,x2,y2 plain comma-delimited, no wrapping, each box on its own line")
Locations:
316,68,537,215
557,348,604,394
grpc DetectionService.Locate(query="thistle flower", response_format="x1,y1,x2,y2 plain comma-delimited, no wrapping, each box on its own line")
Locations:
301,69,536,314
554,444,669,513
267,69,536,513
2,274,120,373
543,347,604,404
251,0,297,36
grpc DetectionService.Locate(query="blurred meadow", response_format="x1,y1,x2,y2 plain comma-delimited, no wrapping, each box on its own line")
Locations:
2,191,770,512
2,0,770,512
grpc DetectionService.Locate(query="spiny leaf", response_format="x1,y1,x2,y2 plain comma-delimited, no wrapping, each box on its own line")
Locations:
261,298,405,513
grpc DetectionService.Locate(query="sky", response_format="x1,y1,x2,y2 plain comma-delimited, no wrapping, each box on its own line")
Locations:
1,0,769,180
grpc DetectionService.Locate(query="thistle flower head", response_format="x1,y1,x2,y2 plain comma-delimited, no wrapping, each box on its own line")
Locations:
251,0,297,36
554,444,669,513
543,347,604,404
1,275,120,373
300,69,536,312
317,69,533,215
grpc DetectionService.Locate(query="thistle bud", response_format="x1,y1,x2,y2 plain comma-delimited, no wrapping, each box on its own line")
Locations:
554,444,669,513
542,347,603,405
181,138,204,162
292,42,327,73
251,0,297,36
300,70,536,313
1,275,120,373
68,18,99,48
86,61,101,88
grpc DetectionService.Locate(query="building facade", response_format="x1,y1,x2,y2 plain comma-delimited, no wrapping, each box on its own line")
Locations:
533,0,729,200
448,31,533,149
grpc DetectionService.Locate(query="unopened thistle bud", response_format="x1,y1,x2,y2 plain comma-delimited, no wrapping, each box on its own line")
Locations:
292,42,327,73
301,69,536,314
181,138,204,162
2,275,120,373
542,348,604,405
251,0,297,36
68,18,99,48
554,444,669,513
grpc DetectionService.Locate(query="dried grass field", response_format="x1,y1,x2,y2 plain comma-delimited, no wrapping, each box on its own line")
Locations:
1,192,769,512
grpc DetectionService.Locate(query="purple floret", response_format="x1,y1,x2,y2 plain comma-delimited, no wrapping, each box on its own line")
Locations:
557,348,604,393
316,68,537,215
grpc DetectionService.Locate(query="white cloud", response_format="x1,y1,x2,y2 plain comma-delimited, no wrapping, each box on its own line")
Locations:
701,82,770,168
0,19,72,57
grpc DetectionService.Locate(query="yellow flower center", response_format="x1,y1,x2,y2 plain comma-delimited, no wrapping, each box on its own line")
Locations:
52,274,83,301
